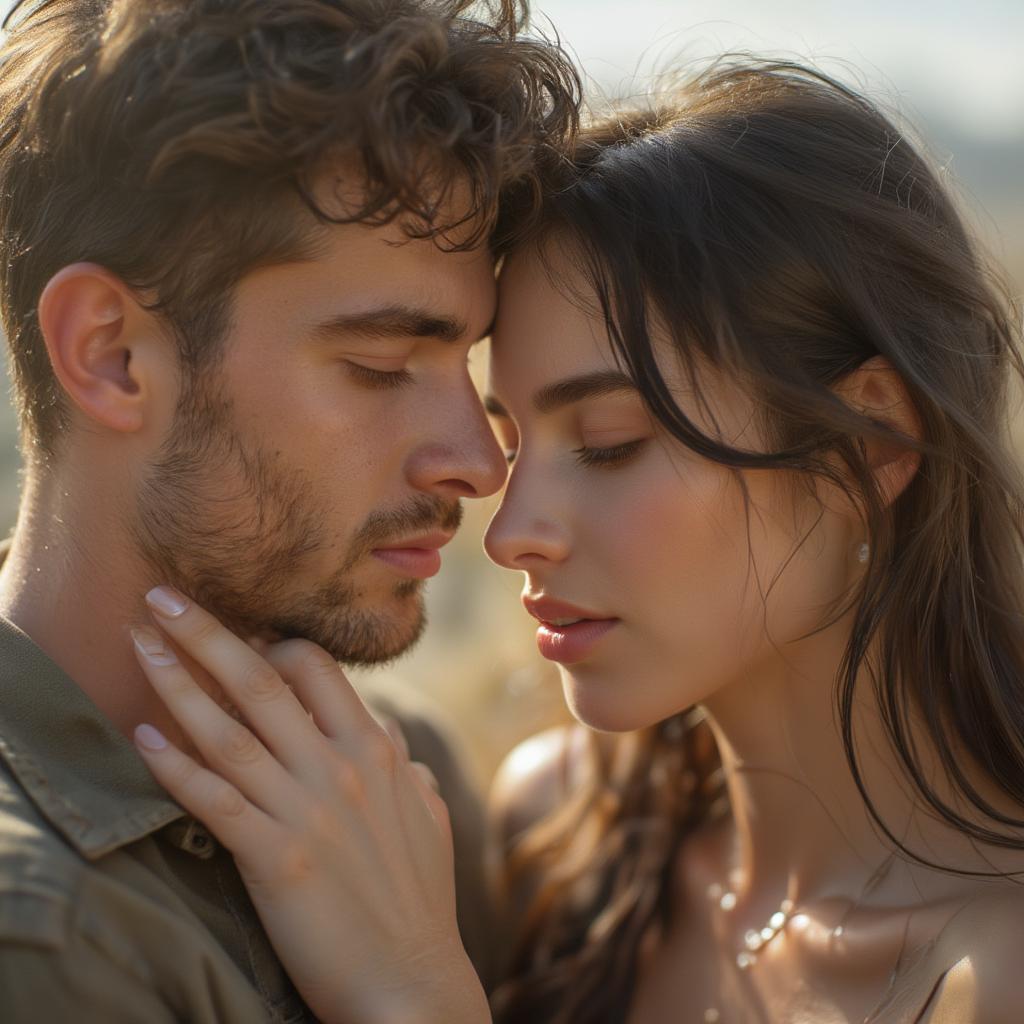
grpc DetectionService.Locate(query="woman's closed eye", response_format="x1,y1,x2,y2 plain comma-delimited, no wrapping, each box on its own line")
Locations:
573,412,651,468
573,439,646,468
500,438,646,467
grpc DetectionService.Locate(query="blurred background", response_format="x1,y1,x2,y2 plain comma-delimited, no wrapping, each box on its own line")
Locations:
1,0,1021,786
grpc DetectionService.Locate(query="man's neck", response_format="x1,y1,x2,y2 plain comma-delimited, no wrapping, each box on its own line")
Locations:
0,469,190,744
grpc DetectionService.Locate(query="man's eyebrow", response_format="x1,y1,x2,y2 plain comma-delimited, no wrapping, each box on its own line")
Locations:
532,370,638,414
310,304,474,344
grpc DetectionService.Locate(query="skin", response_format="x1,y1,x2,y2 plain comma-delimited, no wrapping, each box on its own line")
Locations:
0,188,507,750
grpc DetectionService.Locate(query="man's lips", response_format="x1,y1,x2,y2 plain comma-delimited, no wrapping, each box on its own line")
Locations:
371,531,454,579
522,596,620,664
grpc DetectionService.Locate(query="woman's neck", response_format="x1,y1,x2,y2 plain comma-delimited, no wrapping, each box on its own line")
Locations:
699,614,1013,920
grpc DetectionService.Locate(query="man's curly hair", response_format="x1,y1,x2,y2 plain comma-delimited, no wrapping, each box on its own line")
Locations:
0,0,580,459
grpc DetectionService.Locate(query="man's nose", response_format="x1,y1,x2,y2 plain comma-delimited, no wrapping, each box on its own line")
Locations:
404,391,508,501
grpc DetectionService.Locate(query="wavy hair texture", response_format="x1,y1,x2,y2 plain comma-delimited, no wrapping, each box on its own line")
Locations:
0,0,579,460
492,59,1024,1023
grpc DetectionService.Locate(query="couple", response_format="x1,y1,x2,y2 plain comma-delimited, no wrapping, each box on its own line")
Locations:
1,0,1023,1021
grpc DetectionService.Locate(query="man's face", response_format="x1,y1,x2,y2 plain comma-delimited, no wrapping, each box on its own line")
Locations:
134,211,506,665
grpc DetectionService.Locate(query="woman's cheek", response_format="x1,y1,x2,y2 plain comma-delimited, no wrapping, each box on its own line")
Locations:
613,460,762,683
611,457,738,592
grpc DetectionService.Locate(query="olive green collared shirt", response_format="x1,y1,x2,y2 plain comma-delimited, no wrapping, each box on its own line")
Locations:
0,615,496,1022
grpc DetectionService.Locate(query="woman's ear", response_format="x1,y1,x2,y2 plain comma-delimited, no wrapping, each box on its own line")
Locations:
837,355,922,507
38,262,152,435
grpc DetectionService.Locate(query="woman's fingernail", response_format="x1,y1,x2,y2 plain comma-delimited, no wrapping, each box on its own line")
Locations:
146,586,189,618
134,723,168,751
132,627,178,666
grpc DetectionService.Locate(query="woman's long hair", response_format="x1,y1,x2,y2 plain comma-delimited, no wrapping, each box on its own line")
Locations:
492,59,1024,1023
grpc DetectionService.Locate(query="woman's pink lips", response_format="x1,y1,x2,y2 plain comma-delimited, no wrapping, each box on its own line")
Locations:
535,618,619,664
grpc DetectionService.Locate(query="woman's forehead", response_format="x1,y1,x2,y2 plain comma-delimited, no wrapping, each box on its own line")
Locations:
490,281,617,399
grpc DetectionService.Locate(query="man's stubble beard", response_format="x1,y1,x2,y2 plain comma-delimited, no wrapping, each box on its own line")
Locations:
131,370,461,666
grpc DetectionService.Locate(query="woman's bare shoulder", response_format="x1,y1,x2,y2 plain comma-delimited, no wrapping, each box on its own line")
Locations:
918,885,1024,1023
488,723,597,849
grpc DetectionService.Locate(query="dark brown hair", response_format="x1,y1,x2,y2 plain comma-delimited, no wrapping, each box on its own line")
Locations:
0,0,579,461
493,59,1024,1022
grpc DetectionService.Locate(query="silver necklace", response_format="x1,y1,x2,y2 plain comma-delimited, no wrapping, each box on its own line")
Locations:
699,883,798,1024
702,852,898,1023
706,882,795,970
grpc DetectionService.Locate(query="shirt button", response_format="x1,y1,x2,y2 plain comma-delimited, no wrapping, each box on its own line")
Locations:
182,821,216,858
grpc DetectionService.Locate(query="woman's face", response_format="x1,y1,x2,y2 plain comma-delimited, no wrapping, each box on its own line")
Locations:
483,245,860,731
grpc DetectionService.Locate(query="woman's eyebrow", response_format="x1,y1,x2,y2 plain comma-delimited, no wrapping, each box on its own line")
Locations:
484,370,638,420
532,370,637,414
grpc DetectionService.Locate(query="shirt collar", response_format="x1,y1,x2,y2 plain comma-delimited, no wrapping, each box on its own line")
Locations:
0,613,186,859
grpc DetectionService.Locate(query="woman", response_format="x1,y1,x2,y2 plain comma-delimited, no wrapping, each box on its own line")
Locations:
130,60,1024,1022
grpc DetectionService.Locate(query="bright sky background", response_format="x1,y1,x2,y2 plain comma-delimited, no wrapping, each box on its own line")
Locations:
535,0,1024,141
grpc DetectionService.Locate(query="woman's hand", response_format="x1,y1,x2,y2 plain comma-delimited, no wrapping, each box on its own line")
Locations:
129,585,491,1024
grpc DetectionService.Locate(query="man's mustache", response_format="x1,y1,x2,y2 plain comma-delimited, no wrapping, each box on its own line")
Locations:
350,495,463,552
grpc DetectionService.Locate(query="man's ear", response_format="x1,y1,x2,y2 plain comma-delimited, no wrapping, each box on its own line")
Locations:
837,355,922,508
38,262,156,435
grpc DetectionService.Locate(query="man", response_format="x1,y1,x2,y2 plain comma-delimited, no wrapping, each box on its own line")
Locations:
0,0,578,1019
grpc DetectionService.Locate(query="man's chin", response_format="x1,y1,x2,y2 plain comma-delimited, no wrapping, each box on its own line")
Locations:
263,599,427,668
330,625,426,668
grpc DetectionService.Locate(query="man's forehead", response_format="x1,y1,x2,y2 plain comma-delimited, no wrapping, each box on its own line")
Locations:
266,165,500,338
303,208,494,302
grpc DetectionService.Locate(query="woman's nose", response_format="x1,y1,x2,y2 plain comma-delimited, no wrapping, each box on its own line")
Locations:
483,476,571,570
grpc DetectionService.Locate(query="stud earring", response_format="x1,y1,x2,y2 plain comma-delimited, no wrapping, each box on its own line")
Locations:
857,542,870,564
